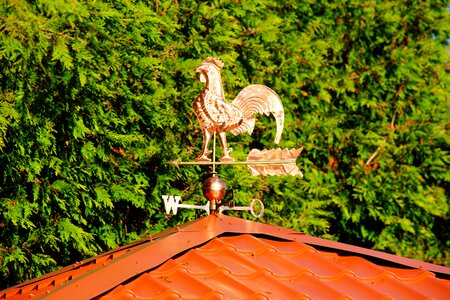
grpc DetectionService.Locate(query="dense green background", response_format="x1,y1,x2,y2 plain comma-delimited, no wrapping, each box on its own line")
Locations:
1,0,449,288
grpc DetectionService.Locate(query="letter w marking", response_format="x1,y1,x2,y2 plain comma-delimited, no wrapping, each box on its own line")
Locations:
162,195,181,215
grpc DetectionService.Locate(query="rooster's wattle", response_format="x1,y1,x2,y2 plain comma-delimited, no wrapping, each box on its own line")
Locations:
193,57,284,162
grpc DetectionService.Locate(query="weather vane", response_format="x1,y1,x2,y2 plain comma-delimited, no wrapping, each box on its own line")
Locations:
163,57,303,217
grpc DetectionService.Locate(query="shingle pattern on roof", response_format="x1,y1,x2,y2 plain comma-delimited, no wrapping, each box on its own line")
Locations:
97,234,450,300
2,214,450,300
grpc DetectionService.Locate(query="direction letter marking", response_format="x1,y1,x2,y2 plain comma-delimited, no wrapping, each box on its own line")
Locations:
162,195,181,215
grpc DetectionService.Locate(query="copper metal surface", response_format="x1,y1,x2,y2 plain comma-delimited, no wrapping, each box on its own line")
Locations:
246,148,304,176
192,57,284,162
202,174,226,203
2,215,450,300
168,158,298,166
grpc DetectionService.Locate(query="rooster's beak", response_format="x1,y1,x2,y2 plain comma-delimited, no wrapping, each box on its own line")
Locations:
195,65,207,83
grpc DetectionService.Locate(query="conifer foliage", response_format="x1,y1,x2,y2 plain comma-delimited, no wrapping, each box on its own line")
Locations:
0,0,449,288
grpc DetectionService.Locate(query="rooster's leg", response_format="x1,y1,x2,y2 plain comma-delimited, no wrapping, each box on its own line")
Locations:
218,132,234,162
195,129,213,162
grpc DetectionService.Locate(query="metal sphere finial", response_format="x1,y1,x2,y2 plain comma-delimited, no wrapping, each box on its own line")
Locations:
202,173,226,212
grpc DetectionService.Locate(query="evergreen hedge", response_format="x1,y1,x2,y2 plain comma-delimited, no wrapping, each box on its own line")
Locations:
0,0,449,288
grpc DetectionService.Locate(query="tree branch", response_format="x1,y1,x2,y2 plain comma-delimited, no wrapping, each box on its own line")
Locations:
365,112,396,167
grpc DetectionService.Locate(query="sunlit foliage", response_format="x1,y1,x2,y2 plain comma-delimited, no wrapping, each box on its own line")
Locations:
0,0,449,288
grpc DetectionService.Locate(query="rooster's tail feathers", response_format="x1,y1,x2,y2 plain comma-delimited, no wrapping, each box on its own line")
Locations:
231,85,284,144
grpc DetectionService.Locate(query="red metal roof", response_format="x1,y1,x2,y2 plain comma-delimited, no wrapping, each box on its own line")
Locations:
2,214,450,299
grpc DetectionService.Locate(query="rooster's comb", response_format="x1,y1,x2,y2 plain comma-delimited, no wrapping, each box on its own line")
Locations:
203,57,224,69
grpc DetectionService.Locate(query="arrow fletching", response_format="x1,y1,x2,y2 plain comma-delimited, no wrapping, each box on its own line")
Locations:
246,148,303,177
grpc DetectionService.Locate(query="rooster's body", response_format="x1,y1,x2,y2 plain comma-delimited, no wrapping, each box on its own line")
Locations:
193,57,284,162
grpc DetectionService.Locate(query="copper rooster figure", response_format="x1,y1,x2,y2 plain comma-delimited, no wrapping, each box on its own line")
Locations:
193,57,284,162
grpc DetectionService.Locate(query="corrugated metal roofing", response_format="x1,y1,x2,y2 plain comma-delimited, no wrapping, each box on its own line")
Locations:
2,214,450,299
